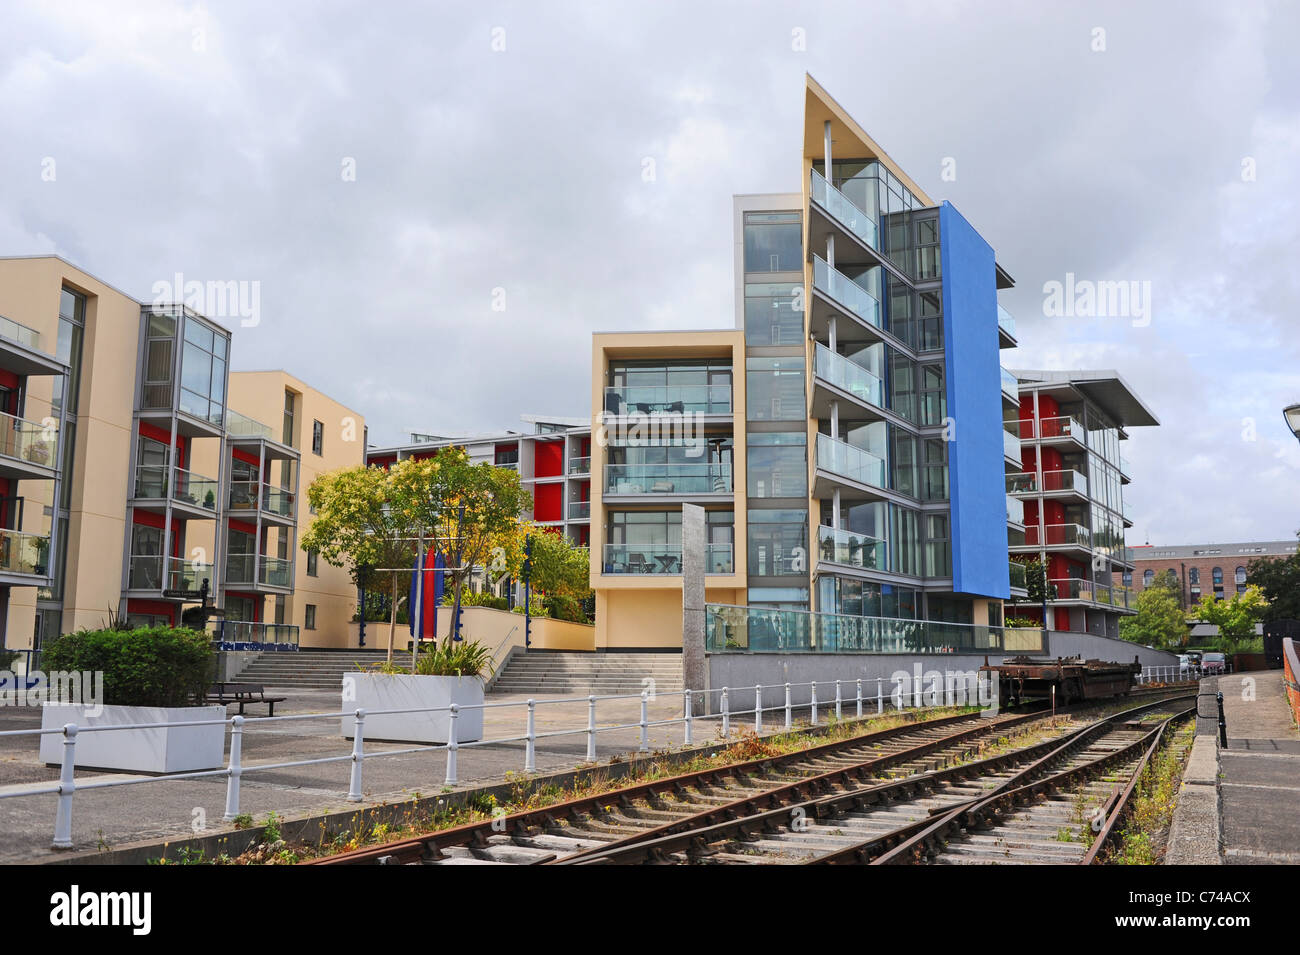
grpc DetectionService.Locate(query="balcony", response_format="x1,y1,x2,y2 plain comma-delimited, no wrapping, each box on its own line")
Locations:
211,620,300,649
1003,427,1021,465
0,314,65,378
1031,415,1087,447
1001,367,1019,401
603,543,733,576
1023,523,1092,552
1006,495,1025,525
997,304,1017,346
603,384,730,416
568,455,591,475
226,409,276,441
1009,560,1028,592
817,525,885,571
225,554,293,590
0,411,59,481
133,465,219,515
809,168,879,251
1119,453,1131,483
1006,472,1037,494
812,343,885,414
1040,469,1089,496
0,314,40,351
605,463,731,496
228,481,296,521
568,500,590,520
127,555,215,594
816,433,886,493
1121,498,1134,526
811,254,882,331
0,527,51,579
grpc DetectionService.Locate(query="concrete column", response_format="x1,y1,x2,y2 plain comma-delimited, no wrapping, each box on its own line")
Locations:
681,503,707,713
830,400,839,441
828,316,837,353
832,487,841,531
824,120,832,181
827,233,835,270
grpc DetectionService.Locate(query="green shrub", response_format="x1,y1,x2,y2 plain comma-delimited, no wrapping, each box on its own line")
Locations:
41,627,214,707
0,648,18,670
413,639,495,679
542,593,587,623
1005,617,1040,629
440,587,508,611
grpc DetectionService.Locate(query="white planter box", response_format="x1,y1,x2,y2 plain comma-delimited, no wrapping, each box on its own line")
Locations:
39,703,226,774
341,673,484,743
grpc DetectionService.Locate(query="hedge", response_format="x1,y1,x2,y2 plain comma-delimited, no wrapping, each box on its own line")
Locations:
40,627,214,707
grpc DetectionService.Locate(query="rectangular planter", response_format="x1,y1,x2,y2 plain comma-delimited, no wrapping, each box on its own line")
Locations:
341,673,484,743
39,703,226,774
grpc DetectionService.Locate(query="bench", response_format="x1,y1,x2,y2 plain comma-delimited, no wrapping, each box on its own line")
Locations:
206,682,287,716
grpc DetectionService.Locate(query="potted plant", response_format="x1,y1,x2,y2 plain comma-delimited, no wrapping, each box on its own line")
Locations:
37,626,222,773
342,640,493,744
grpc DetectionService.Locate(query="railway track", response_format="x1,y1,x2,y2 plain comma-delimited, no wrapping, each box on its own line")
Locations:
306,691,1192,866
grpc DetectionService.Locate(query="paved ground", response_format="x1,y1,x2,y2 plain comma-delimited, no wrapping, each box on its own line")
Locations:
0,688,739,863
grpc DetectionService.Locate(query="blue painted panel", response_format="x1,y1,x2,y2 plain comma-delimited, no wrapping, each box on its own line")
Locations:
939,201,1009,599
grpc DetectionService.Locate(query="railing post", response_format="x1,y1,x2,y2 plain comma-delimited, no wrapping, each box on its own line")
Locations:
445,704,459,786
856,679,863,718
1217,691,1228,749
639,691,649,753
834,680,843,721
784,683,792,730
587,695,598,759
223,716,244,822
721,687,730,738
52,723,78,848
810,681,818,725
682,689,693,746
754,684,763,734
913,672,922,709
347,709,365,803
877,677,884,714
525,699,537,773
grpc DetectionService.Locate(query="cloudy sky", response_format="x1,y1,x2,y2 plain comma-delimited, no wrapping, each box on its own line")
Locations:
2,0,1297,545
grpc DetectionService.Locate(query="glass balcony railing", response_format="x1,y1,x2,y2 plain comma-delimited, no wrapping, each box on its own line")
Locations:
228,481,295,518
0,410,58,468
997,304,1016,338
0,527,50,576
605,463,731,495
1007,472,1037,494
1009,560,1027,591
260,556,292,588
1040,469,1088,494
1028,523,1092,549
1119,453,1131,476
1003,427,1021,462
1035,415,1086,442
128,555,213,592
811,254,882,330
225,408,277,441
211,621,300,647
133,465,220,510
1007,495,1025,525
1001,367,1018,396
705,604,1032,655
816,525,886,570
603,543,733,575
809,168,879,250
814,343,884,408
1122,498,1133,522
0,314,41,351
568,455,591,475
225,554,293,588
817,433,886,489
568,500,590,520
603,384,731,416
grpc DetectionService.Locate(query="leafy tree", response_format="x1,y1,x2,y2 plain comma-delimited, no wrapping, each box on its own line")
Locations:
513,525,591,601
1120,571,1187,649
393,448,532,648
300,463,422,665
1192,585,1268,641
1247,535,1300,623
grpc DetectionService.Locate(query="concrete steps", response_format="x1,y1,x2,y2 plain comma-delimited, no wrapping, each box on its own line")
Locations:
490,651,683,695
232,650,413,689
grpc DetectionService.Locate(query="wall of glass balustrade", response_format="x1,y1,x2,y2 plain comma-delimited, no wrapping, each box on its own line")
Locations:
742,209,811,609
1082,402,1127,563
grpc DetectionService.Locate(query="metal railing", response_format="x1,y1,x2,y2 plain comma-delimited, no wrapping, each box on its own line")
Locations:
211,621,300,649
0,410,58,467
0,671,994,849
127,555,215,591
809,168,879,250
228,481,295,518
1035,415,1086,442
134,465,220,509
1039,469,1088,494
0,527,51,576
603,543,733,575
604,463,732,495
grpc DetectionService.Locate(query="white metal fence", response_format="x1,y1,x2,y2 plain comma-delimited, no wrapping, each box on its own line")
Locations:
0,673,993,849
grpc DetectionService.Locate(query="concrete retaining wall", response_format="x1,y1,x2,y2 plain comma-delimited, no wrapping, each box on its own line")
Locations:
1044,630,1179,669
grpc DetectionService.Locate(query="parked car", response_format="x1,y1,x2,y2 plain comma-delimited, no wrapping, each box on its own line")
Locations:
1177,653,1195,678
1201,652,1226,675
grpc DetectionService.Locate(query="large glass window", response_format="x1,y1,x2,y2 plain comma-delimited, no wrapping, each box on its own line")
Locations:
890,505,922,577
818,576,919,618
52,289,86,416
179,318,227,425
925,513,951,577
743,212,801,273
743,282,803,346
747,508,807,577
747,432,807,499
746,357,804,421
607,360,732,415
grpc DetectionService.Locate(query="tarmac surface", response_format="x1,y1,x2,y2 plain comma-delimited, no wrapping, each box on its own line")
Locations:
0,687,724,863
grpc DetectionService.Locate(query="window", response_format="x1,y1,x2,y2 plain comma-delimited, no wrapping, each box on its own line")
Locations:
1212,566,1223,585
1234,566,1247,584
746,357,805,421
1142,569,1154,586
311,419,323,455
744,282,803,346
306,549,318,577
305,604,317,630
178,318,227,425
747,432,807,498
743,212,802,273
1188,568,1200,585
283,391,296,447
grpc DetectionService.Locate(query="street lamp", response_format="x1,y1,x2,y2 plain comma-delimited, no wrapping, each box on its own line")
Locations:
1285,403,1300,444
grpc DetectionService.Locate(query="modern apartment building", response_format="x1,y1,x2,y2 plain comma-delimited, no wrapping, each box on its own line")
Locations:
589,76,1023,649
1005,369,1158,637
0,256,364,654
1128,539,1297,608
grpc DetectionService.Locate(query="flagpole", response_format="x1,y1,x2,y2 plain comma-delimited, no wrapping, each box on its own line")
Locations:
413,530,425,672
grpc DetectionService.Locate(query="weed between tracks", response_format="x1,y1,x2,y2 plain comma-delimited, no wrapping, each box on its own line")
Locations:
1102,721,1196,865
177,706,978,864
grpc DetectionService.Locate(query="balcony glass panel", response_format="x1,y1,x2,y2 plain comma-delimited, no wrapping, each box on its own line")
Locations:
812,254,881,329
809,168,879,250
212,621,300,647
1001,367,1018,395
0,411,58,467
0,314,41,350
814,344,884,408
603,385,730,415
226,409,276,440
260,557,292,587
1037,415,1086,441
168,556,213,591
1029,523,1092,548
816,525,885,570
568,500,590,520
133,465,218,509
605,463,731,495
1003,428,1020,462
603,543,732,575
1040,469,1088,493
997,304,1016,338
1009,561,1027,590
0,528,50,576
1006,495,1025,524
1007,472,1036,493
817,433,886,489
568,455,591,475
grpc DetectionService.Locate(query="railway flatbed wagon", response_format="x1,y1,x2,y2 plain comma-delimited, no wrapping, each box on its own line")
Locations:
981,656,1142,705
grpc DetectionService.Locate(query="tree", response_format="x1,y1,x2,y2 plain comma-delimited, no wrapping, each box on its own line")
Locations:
300,463,422,665
1119,570,1187,649
1192,585,1268,641
393,448,532,649
1247,535,1300,623
514,525,591,600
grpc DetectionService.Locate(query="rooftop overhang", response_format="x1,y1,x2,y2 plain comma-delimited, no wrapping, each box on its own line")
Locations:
1012,369,1160,428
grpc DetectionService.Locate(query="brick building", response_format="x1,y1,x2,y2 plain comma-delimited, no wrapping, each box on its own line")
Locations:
1127,540,1298,609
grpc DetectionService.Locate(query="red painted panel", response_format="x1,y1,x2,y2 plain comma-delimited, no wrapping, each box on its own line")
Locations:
229,518,258,536
139,422,187,467
232,448,261,468
0,369,18,391
534,482,562,522
367,453,397,470
1054,607,1071,631
127,599,176,624
534,441,563,478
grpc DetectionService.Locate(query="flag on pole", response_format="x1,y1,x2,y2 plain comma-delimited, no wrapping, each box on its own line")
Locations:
408,545,425,641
